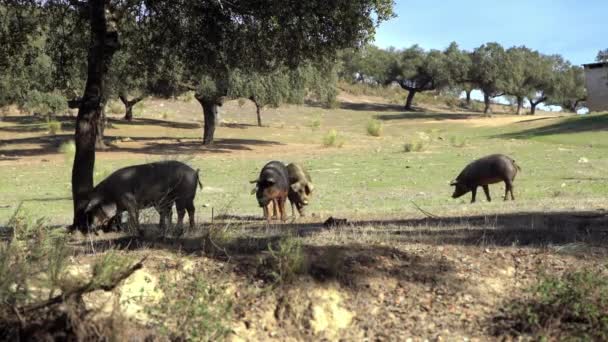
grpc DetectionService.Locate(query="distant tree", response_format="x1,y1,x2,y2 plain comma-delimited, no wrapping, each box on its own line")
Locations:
548,60,586,113
387,45,451,110
470,42,508,114
443,42,473,106
503,46,538,115
339,45,395,84
597,49,608,62
526,54,557,115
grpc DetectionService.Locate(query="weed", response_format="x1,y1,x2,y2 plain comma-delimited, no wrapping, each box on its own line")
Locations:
495,269,608,340
46,119,62,135
323,129,344,147
449,136,469,148
261,236,307,285
366,119,383,137
403,140,426,153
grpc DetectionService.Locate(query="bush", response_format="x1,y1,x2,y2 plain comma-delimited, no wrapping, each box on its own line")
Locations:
59,140,76,164
445,96,460,110
106,100,123,115
178,91,196,103
144,271,233,340
131,101,146,117
23,90,68,116
46,119,62,135
403,140,425,153
323,129,344,147
495,269,608,340
261,236,307,285
366,119,383,137
470,101,484,113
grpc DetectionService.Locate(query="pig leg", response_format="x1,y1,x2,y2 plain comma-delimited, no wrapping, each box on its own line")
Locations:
263,202,271,222
504,179,515,201
482,185,491,202
175,201,186,234
278,196,287,221
290,200,296,218
186,201,196,230
271,199,279,219
470,186,477,203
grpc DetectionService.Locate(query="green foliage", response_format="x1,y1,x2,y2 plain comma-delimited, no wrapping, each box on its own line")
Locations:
106,101,123,115
498,269,608,340
59,140,76,164
23,90,68,116
308,114,322,130
0,210,70,309
470,42,508,99
323,129,344,147
46,119,61,135
178,91,196,103
366,119,383,137
263,236,307,285
145,271,233,341
132,101,145,117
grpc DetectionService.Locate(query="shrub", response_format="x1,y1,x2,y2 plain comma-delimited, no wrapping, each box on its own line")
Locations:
106,101,123,115
470,101,484,113
445,96,460,110
494,269,608,340
403,140,425,153
144,271,233,340
59,140,76,164
132,101,145,117
46,119,62,135
178,91,196,103
261,236,307,284
23,90,68,116
366,119,383,137
323,129,344,147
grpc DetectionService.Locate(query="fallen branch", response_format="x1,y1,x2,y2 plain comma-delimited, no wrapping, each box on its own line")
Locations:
411,201,440,219
22,256,147,313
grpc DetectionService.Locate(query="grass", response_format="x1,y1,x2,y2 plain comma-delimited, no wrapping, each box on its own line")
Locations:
366,119,383,137
323,129,344,147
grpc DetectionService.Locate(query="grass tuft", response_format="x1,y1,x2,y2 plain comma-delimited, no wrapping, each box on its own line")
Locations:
366,119,383,137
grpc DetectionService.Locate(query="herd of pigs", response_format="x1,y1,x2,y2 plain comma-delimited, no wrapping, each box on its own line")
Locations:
79,153,520,236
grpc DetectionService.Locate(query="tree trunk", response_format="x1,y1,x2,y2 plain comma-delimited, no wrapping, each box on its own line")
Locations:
516,96,524,115
404,90,416,111
483,93,491,114
95,103,107,150
252,99,262,127
465,90,472,106
196,97,218,145
71,0,118,230
119,95,143,121
530,101,538,115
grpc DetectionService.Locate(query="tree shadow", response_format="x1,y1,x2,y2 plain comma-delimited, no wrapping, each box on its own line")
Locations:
0,115,76,134
107,117,201,130
339,101,406,112
375,112,482,121
495,113,608,139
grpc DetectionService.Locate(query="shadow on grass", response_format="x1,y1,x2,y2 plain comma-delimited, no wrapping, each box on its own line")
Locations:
339,101,405,112
495,113,608,139
0,133,282,158
108,117,201,130
375,112,482,121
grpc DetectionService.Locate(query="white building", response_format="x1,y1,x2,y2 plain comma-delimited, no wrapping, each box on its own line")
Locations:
583,62,608,112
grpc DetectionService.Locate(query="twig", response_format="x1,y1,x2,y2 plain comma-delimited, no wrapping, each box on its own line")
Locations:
22,256,147,313
411,201,440,219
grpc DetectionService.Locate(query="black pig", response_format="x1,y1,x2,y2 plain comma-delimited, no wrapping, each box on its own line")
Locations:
451,154,520,203
83,161,202,235
251,161,289,222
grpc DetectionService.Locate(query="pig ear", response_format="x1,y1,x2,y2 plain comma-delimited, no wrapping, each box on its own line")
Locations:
306,184,314,194
85,197,101,213
290,182,301,192
100,202,117,218
250,179,259,184
450,180,458,186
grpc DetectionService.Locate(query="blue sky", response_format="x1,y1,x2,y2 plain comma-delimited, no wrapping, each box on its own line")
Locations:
373,0,608,66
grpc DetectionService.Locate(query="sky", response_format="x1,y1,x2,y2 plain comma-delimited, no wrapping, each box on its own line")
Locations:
373,0,608,66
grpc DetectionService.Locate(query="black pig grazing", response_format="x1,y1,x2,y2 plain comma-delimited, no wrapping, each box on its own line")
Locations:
252,161,289,222
450,154,521,203
82,161,202,235
286,163,314,217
